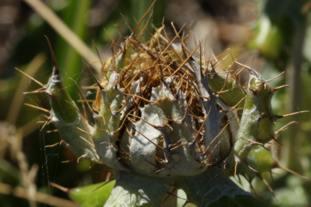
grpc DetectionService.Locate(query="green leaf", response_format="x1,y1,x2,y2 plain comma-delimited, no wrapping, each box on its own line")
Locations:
179,168,253,207
104,172,170,207
47,68,99,161
69,180,115,207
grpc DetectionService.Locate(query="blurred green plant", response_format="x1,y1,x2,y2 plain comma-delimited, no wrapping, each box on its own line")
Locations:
56,0,91,100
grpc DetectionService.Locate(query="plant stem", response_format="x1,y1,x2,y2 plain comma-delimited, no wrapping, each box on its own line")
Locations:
283,20,306,170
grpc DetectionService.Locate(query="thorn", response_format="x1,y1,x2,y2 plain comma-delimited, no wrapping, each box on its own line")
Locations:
120,13,135,34
50,182,69,193
133,0,156,35
275,121,298,135
23,87,48,95
105,171,112,182
85,62,104,90
15,68,45,87
76,127,91,136
44,142,60,148
272,84,288,92
280,110,309,118
246,162,259,174
203,122,229,161
261,176,275,195
244,138,265,146
210,51,218,63
199,42,203,71
246,177,260,198
51,65,60,79
265,71,285,82
24,103,50,113
61,160,71,164
169,45,199,77
277,162,310,180
159,25,184,56
215,88,231,96
40,116,52,131
95,46,104,68
44,35,60,72
234,60,259,77
230,96,246,111
77,154,88,163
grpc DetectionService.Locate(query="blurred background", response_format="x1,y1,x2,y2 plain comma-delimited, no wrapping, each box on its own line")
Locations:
0,0,310,206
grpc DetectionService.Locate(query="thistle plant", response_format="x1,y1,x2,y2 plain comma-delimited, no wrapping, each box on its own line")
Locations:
40,26,290,206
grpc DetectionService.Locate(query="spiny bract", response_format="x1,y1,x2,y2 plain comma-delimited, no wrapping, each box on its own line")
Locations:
45,26,278,205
